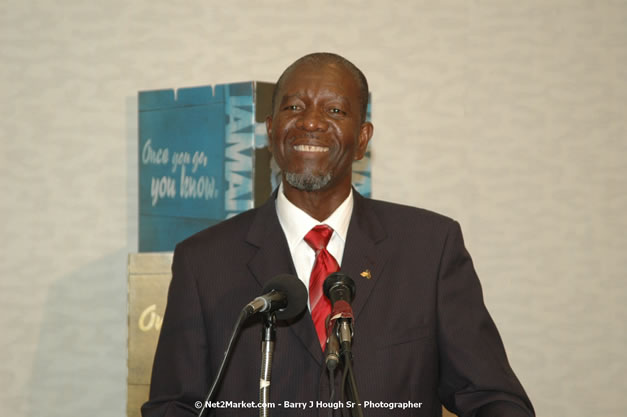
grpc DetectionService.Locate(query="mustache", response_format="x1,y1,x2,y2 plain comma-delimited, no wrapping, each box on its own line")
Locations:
289,132,320,141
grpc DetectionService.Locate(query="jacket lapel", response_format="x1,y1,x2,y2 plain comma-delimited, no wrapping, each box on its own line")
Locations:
340,192,388,321
245,194,324,364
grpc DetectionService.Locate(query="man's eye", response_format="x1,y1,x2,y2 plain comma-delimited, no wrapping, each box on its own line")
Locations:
329,108,346,115
284,105,301,111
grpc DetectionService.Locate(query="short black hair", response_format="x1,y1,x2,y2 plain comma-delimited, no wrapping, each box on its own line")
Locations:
271,52,369,122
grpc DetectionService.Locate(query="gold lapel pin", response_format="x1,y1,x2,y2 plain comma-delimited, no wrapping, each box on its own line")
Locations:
360,269,372,279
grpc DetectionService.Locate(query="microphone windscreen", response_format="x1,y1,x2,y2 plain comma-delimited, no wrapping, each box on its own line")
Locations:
323,272,356,302
262,274,308,320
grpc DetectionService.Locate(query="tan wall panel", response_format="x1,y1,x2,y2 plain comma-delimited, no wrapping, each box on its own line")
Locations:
127,253,172,414
127,384,150,417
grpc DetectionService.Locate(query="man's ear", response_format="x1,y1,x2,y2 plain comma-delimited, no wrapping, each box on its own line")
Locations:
265,116,273,152
355,122,374,160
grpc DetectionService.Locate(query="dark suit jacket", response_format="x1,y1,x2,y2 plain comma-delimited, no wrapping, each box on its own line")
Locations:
142,192,534,417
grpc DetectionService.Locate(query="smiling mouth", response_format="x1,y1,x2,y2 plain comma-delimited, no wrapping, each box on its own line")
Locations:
293,144,329,153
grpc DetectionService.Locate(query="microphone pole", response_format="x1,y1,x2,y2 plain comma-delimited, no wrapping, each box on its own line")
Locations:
324,315,341,417
259,312,276,417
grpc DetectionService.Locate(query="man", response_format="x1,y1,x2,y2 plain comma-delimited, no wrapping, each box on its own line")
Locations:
142,53,534,417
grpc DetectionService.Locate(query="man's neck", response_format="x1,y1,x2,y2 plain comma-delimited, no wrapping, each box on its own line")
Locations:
281,180,352,222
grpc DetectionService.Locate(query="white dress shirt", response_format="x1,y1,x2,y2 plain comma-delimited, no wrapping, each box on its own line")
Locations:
275,183,353,309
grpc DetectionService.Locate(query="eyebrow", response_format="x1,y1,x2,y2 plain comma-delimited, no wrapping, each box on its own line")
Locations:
282,93,304,100
281,93,352,104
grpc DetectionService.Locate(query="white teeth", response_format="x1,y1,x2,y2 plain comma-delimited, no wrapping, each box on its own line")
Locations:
293,144,329,152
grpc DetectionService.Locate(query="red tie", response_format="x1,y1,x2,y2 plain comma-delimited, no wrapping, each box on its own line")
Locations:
304,225,340,350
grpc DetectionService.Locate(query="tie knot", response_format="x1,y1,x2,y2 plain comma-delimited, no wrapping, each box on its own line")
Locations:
304,225,334,251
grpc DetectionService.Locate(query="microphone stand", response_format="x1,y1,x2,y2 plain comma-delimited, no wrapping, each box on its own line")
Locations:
337,319,364,417
259,312,276,417
197,274,307,417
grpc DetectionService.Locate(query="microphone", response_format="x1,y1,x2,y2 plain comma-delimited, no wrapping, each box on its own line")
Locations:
323,273,365,417
245,274,308,320
197,275,306,417
323,273,356,367
323,272,356,322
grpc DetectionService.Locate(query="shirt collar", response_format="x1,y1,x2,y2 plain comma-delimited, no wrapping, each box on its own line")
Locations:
275,182,353,247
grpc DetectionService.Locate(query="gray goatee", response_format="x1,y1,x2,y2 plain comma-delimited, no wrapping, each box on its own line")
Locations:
284,172,332,191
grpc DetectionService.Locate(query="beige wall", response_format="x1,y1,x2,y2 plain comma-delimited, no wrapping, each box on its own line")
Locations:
1,1,625,416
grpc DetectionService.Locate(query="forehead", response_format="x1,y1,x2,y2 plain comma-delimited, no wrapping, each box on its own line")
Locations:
278,62,360,101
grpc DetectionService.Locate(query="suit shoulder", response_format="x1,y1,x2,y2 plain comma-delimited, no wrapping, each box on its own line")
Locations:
175,207,258,254
364,197,457,229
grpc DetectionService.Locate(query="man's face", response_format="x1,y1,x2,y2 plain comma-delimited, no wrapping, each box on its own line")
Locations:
266,63,373,193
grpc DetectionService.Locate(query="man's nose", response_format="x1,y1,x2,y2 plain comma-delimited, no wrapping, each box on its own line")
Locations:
299,108,328,131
